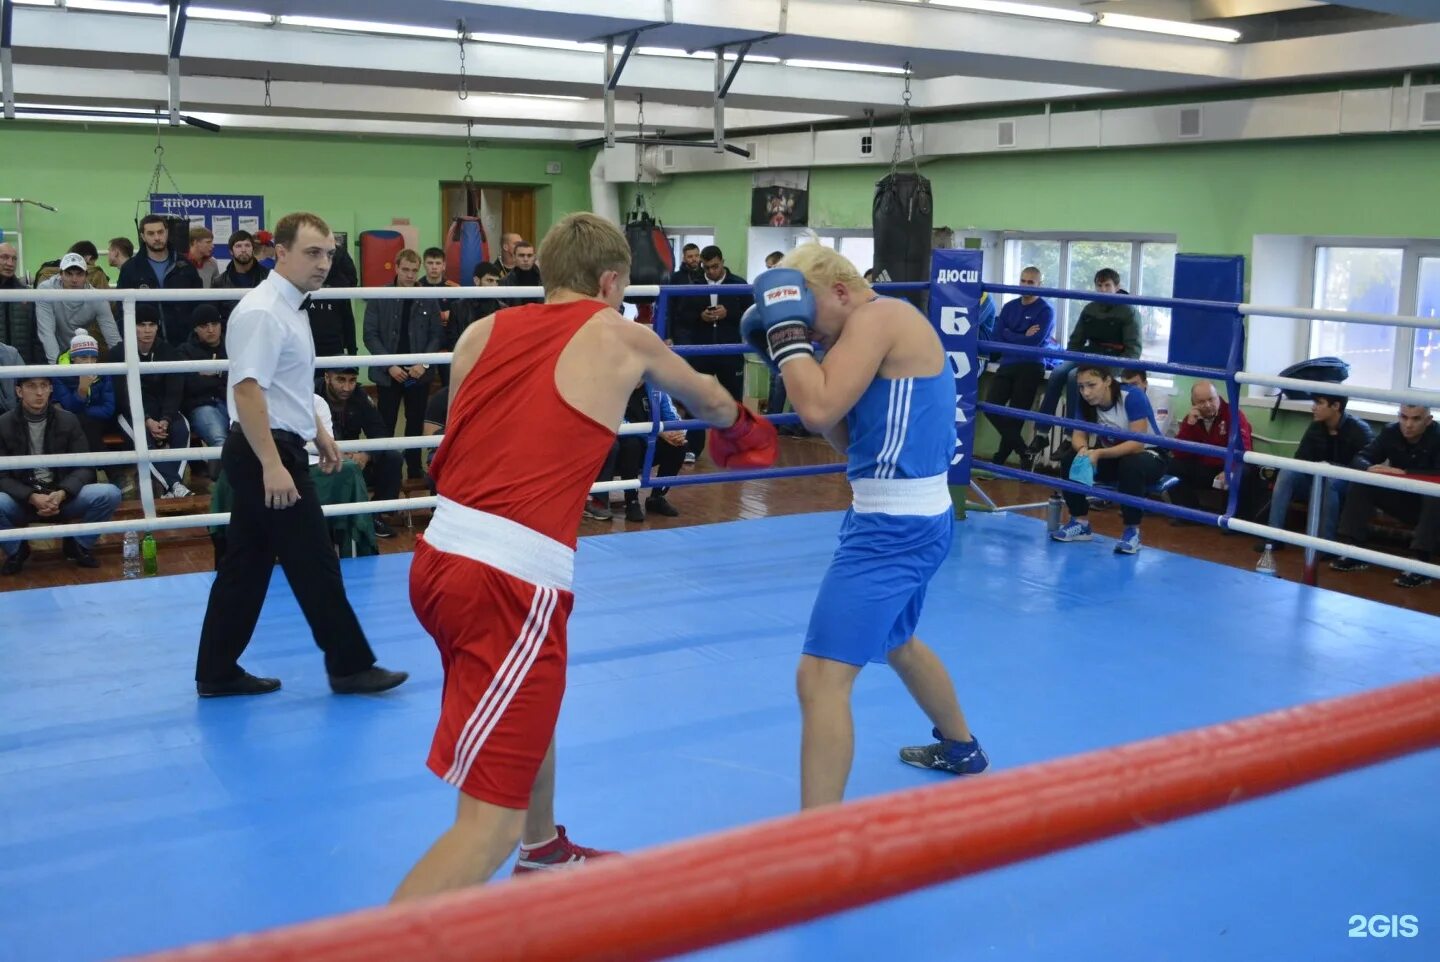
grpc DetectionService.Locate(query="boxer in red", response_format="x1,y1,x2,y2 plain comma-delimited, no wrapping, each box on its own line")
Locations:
393,213,777,900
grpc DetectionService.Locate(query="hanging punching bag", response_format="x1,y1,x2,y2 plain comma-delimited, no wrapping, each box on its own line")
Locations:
624,203,674,306
872,171,932,308
445,218,489,285
359,229,405,287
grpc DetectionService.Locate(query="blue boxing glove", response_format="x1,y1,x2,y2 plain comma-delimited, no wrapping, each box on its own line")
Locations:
744,269,816,373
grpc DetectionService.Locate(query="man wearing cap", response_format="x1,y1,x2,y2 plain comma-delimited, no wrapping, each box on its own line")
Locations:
0,374,122,574
109,303,192,499
52,331,117,455
176,304,230,448
35,252,122,364
319,366,402,539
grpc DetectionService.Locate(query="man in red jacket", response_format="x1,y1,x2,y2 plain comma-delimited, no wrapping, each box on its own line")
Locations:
1169,380,1262,520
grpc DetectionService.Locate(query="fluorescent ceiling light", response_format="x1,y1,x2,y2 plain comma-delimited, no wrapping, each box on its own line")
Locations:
189,7,275,24
928,0,1094,25
784,59,908,75
469,31,605,53
1098,12,1240,43
64,0,165,14
277,15,457,40
10,1,59,6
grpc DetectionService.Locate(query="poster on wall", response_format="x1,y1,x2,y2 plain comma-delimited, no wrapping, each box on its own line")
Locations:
750,170,809,227
149,193,265,263
928,248,982,490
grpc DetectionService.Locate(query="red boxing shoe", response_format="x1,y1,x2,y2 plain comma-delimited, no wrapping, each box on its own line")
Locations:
512,825,615,874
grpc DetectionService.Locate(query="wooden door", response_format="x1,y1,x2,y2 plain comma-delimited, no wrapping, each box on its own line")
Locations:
501,189,536,247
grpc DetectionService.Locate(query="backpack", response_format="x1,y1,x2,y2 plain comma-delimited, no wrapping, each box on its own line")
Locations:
1270,356,1350,419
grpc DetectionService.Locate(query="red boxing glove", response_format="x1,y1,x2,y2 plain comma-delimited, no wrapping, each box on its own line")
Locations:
708,404,779,469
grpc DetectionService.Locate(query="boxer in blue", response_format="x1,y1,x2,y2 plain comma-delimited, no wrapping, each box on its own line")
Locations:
744,244,988,809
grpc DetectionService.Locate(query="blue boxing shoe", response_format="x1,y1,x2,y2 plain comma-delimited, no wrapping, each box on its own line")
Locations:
899,728,989,775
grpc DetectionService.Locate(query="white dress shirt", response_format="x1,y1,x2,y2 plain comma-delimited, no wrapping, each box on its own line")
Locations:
226,272,319,440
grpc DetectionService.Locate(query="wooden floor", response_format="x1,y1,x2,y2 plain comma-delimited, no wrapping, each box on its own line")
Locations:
2,437,1435,615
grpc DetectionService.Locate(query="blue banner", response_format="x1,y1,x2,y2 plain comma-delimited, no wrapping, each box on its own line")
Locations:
149,193,265,263
928,249,983,488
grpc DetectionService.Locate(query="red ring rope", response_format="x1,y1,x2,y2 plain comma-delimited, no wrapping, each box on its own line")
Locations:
125,674,1440,962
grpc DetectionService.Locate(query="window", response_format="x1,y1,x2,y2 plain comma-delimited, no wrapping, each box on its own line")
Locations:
665,230,716,266
1002,234,1177,362
1309,247,1403,390
1304,242,1436,394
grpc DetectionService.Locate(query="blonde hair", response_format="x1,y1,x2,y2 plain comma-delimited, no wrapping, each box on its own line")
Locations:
537,212,631,296
395,248,421,267
780,242,869,291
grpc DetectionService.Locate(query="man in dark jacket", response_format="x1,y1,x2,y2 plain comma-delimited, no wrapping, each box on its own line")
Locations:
214,230,270,322
116,215,205,346
361,250,442,479
668,243,704,287
1262,394,1372,545
670,245,752,459
0,242,39,364
1029,267,1142,456
1332,404,1440,587
496,240,542,308
175,304,229,447
0,375,122,573
307,240,358,359
112,303,191,497
321,367,403,538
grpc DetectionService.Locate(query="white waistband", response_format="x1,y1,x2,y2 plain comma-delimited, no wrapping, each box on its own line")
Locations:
423,497,575,591
850,473,953,516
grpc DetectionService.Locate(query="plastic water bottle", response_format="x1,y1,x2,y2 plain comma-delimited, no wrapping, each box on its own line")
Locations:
1046,493,1063,534
122,531,141,579
1255,543,1278,577
141,533,158,577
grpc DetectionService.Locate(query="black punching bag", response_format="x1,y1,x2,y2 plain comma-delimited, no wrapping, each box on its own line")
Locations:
624,205,675,305
872,171,932,307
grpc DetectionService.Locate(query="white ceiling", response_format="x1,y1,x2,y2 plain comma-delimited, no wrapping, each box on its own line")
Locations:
2,0,1437,142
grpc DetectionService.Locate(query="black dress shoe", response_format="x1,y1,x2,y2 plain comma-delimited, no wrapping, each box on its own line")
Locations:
63,538,100,568
197,671,283,697
645,495,679,517
329,666,408,695
373,517,396,539
2,542,31,575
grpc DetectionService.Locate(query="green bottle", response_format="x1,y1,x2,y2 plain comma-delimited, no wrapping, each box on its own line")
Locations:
141,533,158,576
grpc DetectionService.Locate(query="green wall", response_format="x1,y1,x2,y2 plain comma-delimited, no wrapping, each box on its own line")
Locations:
2,121,594,268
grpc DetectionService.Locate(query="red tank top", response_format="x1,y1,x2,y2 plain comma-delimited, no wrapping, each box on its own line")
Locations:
429,300,617,548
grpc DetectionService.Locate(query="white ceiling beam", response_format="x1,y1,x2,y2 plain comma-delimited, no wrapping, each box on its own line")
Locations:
1240,21,1440,81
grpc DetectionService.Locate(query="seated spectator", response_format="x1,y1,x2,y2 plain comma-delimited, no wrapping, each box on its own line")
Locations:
0,375,122,574
214,230,270,321
1331,404,1440,588
321,367,403,539
1259,393,1372,550
1168,380,1262,520
33,241,111,290
36,252,122,363
175,304,229,448
188,226,219,288
1029,267,1140,457
0,241,38,364
617,381,685,522
1121,369,1176,438
0,339,23,418
1052,365,1165,555
984,265,1054,468
51,332,117,455
111,304,191,498
363,249,442,480
422,385,448,494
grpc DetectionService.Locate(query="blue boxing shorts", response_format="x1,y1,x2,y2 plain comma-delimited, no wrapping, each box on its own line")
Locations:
803,509,954,666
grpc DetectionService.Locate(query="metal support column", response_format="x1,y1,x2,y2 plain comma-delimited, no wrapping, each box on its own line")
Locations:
167,0,189,127
1,0,16,121
602,30,638,149
1302,473,1325,586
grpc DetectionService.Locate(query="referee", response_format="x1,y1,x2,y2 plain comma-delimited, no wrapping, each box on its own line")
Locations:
195,211,407,697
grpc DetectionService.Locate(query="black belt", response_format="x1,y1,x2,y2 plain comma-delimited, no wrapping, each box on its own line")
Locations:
230,422,305,447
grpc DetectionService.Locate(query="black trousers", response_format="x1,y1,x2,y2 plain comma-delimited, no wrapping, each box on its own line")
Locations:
195,428,376,684
685,355,744,457
617,436,685,501
1059,448,1167,526
1339,483,1440,556
375,381,431,479
1168,458,1264,520
362,449,403,502
984,362,1045,465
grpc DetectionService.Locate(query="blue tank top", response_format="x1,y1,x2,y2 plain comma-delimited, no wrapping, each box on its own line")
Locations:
846,368,956,482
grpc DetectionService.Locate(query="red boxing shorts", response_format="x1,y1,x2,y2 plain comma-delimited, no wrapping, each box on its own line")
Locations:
411,538,573,809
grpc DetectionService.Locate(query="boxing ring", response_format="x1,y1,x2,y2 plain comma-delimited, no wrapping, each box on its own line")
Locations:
1,277,1437,962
